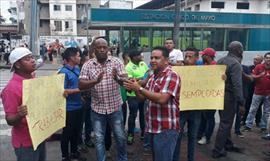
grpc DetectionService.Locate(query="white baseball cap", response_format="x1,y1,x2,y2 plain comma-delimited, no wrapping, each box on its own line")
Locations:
9,47,32,72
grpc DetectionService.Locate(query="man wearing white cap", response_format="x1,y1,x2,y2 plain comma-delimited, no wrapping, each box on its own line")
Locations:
1,47,46,161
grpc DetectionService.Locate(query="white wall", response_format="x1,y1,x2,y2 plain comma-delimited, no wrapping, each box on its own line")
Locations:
185,0,270,14
107,1,133,9
49,0,77,35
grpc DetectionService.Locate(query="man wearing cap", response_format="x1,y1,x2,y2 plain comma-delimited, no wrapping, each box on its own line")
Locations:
125,49,148,145
164,38,184,66
1,47,46,161
197,48,217,145
201,48,217,65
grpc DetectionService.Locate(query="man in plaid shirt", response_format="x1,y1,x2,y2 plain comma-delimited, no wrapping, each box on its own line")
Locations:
124,46,181,161
79,38,128,161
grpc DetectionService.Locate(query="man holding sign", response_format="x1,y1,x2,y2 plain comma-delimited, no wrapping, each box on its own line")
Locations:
1,47,46,161
173,47,202,161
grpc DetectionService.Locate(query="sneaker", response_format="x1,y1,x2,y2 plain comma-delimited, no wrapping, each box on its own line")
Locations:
143,148,152,156
263,151,270,157
140,132,144,140
85,140,95,148
70,153,87,161
262,134,270,140
198,136,207,145
212,149,227,158
235,132,245,138
70,155,87,161
261,128,267,134
106,150,112,159
225,145,244,153
127,134,134,145
243,126,251,132
78,144,88,153
62,157,71,161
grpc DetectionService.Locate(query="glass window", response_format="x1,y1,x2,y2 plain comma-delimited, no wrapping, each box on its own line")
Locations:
65,5,72,11
195,4,200,11
53,5,61,11
64,21,73,31
227,29,248,50
201,29,225,51
211,2,225,9
237,2,249,9
54,20,62,31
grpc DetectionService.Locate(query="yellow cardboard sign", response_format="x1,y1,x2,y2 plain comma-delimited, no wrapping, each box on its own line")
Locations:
23,74,66,150
172,65,226,111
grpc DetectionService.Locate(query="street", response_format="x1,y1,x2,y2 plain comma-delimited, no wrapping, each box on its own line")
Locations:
0,63,270,161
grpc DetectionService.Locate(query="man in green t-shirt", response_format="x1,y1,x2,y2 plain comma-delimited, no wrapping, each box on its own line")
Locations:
125,49,148,145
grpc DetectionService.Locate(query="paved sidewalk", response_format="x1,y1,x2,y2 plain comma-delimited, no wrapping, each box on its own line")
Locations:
39,126,270,161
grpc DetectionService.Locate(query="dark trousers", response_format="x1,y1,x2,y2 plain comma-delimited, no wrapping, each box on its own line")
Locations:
173,111,201,161
48,53,53,61
197,110,216,141
127,97,145,135
214,93,236,152
235,104,242,133
122,101,127,127
78,99,92,144
61,108,83,158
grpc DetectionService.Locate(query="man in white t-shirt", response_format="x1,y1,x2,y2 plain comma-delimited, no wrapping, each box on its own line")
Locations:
164,38,184,66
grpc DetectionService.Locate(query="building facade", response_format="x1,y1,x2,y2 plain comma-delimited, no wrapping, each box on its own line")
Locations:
103,0,133,9
89,8,270,52
25,0,100,37
138,0,270,14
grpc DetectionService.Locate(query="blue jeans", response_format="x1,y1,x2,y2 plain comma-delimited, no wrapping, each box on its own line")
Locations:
127,97,145,135
197,110,216,141
173,111,201,161
245,94,270,129
150,130,179,161
91,110,127,161
14,142,46,161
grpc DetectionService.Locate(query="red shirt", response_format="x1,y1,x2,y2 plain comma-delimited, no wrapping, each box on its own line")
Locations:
145,66,180,134
210,60,217,65
79,56,126,114
1,73,33,148
253,64,270,95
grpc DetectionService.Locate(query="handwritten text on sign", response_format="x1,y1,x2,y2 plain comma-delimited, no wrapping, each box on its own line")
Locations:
172,65,226,111
23,74,66,150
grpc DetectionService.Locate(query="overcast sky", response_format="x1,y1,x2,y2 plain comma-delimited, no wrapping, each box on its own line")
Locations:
101,0,151,8
0,0,151,24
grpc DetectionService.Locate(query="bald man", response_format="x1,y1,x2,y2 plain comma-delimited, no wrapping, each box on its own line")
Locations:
212,41,245,158
241,54,264,126
79,38,128,161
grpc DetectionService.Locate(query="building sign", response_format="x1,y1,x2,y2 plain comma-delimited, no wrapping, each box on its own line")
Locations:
91,8,270,25
141,13,216,22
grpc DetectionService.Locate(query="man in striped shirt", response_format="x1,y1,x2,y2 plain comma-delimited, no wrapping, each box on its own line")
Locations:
124,46,180,161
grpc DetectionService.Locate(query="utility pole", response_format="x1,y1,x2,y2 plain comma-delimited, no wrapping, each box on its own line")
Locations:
86,0,90,45
173,0,181,48
29,0,38,55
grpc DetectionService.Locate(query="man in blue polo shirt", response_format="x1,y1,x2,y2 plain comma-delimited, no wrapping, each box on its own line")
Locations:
58,47,85,161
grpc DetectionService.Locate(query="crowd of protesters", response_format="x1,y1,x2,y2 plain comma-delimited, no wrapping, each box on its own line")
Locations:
1,36,270,161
